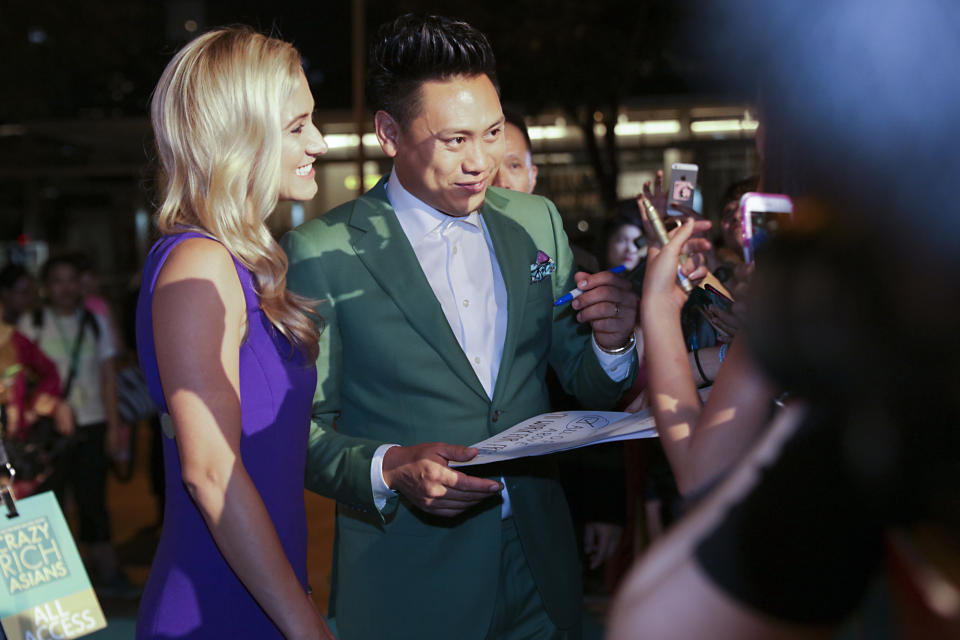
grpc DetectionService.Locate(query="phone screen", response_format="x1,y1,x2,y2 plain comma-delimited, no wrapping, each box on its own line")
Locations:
740,193,793,263
747,210,791,254
668,163,698,216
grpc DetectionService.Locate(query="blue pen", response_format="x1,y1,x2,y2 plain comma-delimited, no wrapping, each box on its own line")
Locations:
553,264,627,306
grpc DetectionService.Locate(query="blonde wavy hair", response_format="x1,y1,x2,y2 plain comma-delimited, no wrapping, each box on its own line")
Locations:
150,26,319,359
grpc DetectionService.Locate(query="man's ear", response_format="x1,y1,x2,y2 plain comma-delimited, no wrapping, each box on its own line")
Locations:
374,110,401,158
530,162,539,193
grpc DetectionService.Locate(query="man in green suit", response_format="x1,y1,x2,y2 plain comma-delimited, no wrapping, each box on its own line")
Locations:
283,15,638,639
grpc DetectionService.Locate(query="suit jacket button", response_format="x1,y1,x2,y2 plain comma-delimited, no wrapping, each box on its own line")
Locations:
492,410,501,422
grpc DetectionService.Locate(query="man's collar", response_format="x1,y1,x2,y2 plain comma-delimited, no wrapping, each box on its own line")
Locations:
386,169,482,241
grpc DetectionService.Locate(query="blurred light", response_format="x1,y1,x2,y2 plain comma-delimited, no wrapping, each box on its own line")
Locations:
323,133,382,150
527,125,567,141
184,19,198,33
27,28,47,44
615,120,682,135
532,120,683,142
344,175,381,191
690,119,759,134
543,153,575,164
134,209,149,230
290,203,305,227
576,220,589,232
17,234,31,246
325,134,360,149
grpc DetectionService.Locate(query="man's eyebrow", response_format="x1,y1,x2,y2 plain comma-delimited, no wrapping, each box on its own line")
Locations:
487,116,506,130
435,116,505,137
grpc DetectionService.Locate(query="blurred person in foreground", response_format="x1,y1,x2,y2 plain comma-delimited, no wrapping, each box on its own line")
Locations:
135,27,333,639
609,1,960,637
283,14,640,639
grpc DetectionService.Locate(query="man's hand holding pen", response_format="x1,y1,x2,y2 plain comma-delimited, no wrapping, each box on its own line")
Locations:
569,269,638,352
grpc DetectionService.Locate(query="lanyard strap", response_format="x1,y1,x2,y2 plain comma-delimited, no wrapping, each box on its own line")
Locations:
51,309,93,399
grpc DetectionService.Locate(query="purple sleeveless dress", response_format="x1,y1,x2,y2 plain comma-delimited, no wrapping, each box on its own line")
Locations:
134,231,316,638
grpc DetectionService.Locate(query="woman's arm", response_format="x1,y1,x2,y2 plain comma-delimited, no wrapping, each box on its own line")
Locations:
641,221,776,495
608,405,831,640
153,237,330,640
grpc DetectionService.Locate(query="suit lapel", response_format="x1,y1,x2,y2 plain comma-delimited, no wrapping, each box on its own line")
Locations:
481,198,535,402
348,181,489,402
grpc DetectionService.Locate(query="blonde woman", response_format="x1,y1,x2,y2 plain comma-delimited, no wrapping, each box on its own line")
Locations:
135,28,333,639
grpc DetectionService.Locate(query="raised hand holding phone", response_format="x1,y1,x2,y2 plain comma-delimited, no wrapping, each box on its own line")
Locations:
638,194,711,294
739,192,794,264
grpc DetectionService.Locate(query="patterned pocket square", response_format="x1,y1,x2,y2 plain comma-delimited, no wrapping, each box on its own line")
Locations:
530,250,557,283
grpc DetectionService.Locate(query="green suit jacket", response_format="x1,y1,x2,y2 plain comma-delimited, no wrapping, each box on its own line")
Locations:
282,179,635,639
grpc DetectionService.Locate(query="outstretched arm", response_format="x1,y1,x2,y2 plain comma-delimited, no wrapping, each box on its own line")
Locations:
154,238,331,640
641,220,775,495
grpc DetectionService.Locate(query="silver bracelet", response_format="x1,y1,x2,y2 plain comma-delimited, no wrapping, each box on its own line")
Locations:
597,331,637,355
718,342,729,363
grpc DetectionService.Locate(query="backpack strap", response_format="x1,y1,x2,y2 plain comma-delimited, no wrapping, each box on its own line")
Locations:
61,310,98,399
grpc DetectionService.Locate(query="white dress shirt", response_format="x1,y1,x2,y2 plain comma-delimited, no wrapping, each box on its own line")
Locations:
370,170,633,516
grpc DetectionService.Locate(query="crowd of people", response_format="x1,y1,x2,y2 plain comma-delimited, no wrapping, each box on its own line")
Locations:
2,4,958,639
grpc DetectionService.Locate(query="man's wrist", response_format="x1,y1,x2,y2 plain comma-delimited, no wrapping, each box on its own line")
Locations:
596,331,636,355
371,444,400,512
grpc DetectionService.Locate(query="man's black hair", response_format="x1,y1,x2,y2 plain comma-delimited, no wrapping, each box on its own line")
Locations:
367,14,499,127
502,108,532,153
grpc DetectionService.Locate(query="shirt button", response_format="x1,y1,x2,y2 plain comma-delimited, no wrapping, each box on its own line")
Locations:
452,246,459,255
462,299,470,308
474,356,481,365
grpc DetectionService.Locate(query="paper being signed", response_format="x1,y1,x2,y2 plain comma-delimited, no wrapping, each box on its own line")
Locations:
451,409,658,467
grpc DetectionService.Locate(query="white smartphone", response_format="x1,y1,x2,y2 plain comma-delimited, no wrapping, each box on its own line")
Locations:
739,192,794,263
667,162,698,216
